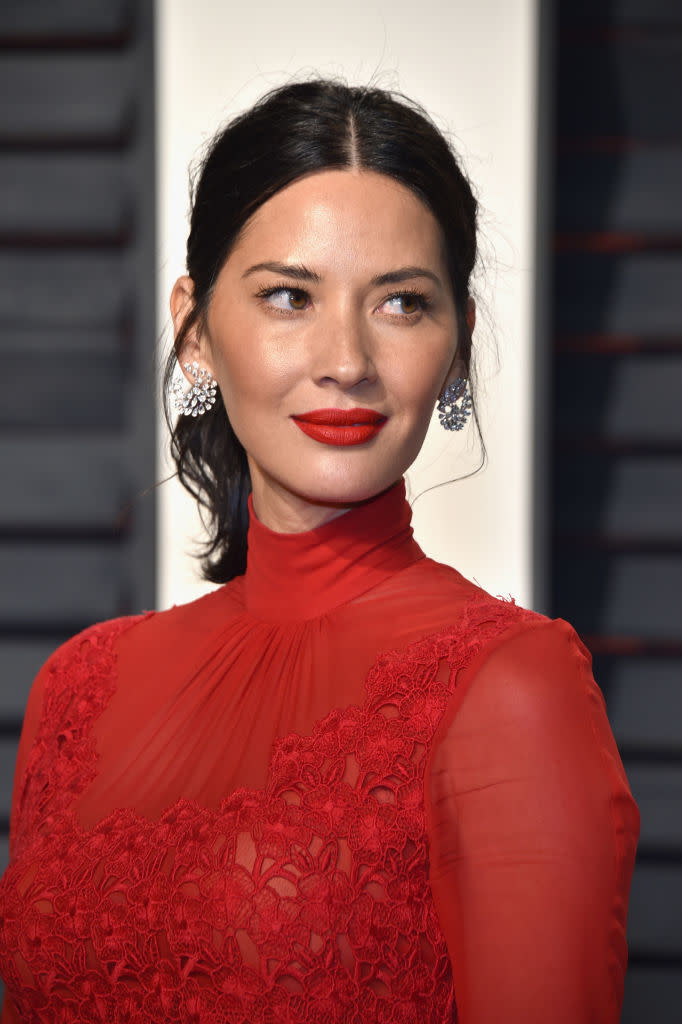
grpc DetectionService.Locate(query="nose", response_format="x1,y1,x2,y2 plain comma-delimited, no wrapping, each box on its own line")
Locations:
311,307,377,390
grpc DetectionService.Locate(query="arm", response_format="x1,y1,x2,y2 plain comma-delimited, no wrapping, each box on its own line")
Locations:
426,617,639,1023
0,618,140,1018
5,616,143,858
0,994,20,1023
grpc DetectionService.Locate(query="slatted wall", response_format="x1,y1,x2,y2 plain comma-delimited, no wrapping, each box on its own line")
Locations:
549,1,682,1019
0,0,155,872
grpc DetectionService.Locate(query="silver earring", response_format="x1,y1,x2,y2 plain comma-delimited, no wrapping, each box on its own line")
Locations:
437,377,472,431
172,361,218,417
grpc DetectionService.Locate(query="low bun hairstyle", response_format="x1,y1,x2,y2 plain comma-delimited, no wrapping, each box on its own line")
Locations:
164,78,479,584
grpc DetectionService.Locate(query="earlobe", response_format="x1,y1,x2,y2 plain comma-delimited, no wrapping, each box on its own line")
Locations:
441,295,475,391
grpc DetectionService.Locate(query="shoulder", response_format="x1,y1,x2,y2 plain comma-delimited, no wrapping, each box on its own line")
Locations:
426,612,620,807
382,555,541,646
22,614,149,739
117,577,245,653
401,557,598,719
30,614,143,695
28,579,243,715
462,614,594,696
10,614,152,846
433,611,607,764
408,555,557,647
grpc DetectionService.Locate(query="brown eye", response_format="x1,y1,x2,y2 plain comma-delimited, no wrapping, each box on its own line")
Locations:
399,294,418,314
258,286,312,312
380,292,426,318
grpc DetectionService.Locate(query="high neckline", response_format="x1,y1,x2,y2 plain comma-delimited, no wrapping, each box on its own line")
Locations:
244,480,424,622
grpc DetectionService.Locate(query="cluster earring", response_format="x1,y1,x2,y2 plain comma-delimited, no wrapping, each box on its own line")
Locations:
437,377,472,431
172,361,218,417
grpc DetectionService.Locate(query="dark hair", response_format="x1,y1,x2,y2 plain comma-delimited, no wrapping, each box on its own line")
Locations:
164,78,480,583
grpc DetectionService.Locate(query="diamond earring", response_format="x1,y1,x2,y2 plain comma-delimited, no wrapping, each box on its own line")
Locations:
437,377,472,431
172,361,218,417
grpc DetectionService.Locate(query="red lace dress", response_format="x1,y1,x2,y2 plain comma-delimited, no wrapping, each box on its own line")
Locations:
0,481,639,1023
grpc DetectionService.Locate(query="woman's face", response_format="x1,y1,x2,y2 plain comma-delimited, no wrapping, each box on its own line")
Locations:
172,169,468,532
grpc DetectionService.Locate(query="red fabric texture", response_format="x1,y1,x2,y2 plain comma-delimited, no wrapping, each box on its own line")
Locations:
0,481,639,1023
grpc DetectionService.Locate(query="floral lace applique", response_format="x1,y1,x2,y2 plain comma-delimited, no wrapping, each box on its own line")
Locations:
0,597,539,1023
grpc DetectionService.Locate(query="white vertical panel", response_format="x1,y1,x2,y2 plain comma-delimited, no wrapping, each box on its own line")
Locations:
156,0,539,609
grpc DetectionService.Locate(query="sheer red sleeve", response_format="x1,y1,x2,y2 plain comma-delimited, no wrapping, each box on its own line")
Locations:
425,617,639,1023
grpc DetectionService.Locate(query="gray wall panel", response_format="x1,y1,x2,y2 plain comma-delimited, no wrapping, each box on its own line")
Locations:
565,0,682,23
0,156,130,241
0,544,124,627
628,864,682,957
558,35,682,139
0,0,131,41
555,552,682,639
0,56,132,144
4,353,125,429
599,657,682,753
625,764,682,852
0,438,127,529
555,455,682,538
557,150,682,235
555,353,682,443
623,967,682,1024
0,252,126,326
0,325,121,357
0,737,18,822
555,254,682,337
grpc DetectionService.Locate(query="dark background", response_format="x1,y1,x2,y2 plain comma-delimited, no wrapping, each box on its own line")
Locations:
537,0,682,1018
0,0,156,894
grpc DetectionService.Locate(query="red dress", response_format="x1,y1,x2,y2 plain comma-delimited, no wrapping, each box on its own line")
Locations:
0,481,639,1023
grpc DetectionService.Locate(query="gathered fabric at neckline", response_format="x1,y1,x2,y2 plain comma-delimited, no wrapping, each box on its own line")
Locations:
243,479,425,622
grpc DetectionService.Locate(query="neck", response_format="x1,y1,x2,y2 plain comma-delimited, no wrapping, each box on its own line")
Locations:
243,478,424,622
248,465,402,534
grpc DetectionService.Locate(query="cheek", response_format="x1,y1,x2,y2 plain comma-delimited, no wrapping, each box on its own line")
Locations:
210,337,299,419
385,349,452,416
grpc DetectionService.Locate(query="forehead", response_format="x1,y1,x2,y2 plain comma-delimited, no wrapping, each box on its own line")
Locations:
228,169,447,275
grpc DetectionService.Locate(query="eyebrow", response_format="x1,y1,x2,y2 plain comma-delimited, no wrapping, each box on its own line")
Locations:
370,266,443,288
242,261,443,288
242,261,321,282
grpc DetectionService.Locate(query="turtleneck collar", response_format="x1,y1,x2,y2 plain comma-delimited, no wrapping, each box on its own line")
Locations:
244,480,424,622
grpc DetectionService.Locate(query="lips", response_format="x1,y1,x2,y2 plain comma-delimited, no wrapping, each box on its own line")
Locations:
292,408,388,446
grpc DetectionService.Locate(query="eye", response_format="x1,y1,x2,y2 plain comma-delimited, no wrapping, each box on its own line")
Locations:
258,286,310,311
378,292,428,317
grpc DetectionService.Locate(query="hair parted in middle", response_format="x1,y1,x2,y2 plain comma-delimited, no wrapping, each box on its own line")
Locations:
165,77,480,584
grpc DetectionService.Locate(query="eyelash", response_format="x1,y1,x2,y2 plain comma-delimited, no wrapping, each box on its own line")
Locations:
382,290,430,318
255,284,431,319
255,284,310,312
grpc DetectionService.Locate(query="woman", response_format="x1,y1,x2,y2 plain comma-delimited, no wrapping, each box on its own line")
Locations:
0,80,638,1023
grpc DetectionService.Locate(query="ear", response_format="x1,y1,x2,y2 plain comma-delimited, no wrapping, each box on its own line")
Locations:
169,275,215,377
442,297,476,392
442,356,467,395
465,295,476,336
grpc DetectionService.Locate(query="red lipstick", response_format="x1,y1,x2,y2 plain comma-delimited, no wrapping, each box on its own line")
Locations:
292,408,388,446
